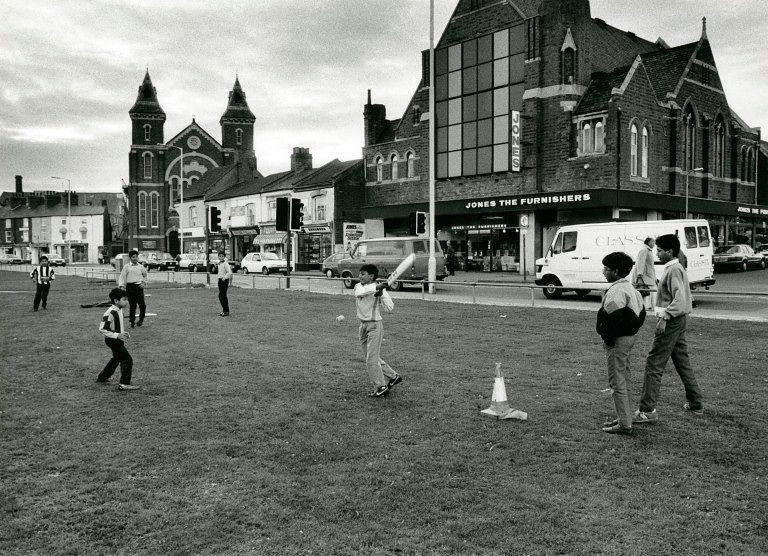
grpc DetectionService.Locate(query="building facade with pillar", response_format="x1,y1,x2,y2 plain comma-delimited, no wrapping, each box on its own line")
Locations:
125,72,258,255
361,0,766,274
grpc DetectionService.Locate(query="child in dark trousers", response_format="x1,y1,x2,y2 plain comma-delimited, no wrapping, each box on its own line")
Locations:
97,287,140,391
596,252,646,434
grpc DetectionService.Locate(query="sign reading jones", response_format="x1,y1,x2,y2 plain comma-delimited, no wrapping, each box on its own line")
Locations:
465,192,592,210
510,110,521,172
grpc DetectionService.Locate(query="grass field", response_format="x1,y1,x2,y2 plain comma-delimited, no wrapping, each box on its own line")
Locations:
1,270,767,555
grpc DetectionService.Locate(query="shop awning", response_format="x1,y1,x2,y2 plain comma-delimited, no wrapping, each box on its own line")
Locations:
253,233,288,244
230,227,261,237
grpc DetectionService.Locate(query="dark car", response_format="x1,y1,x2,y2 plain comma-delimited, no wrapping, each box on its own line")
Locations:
713,244,765,272
46,254,67,266
321,252,350,278
141,252,176,271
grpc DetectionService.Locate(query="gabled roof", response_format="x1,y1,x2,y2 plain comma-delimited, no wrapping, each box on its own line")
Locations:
294,159,361,191
574,67,628,115
203,158,264,201
640,41,699,99
129,71,165,117
220,77,256,123
183,165,234,201
165,120,222,150
0,204,107,219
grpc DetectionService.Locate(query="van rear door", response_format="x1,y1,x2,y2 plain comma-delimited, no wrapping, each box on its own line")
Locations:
680,223,713,284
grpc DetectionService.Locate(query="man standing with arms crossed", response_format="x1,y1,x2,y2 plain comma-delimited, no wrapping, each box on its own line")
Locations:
118,250,148,328
634,234,703,424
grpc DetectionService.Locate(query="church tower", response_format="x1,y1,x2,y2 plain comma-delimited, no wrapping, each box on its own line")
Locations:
220,77,256,163
129,70,166,147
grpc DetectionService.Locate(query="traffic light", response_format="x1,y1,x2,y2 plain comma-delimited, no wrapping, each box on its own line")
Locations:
254,225,261,236
415,211,427,235
209,206,222,232
275,197,289,231
290,198,304,231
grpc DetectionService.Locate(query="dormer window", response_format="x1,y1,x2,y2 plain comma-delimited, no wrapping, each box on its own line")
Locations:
236,128,243,146
144,124,151,142
577,117,605,156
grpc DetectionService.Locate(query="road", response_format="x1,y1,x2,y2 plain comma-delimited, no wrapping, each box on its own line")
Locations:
3,263,768,322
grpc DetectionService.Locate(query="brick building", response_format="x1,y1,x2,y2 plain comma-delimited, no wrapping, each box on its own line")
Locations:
362,0,766,273
124,72,259,255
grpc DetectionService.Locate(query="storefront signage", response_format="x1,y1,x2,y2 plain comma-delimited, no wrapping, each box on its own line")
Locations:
464,192,592,210
737,206,768,216
510,110,521,172
141,240,158,249
451,223,512,231
301,225,332,234
343,222,365,248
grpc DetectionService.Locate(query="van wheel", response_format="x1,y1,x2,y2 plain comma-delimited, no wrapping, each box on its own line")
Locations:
262,267,270,275
542,277,563,299
242,267,249,274
575,289,591,299
342,272,355,289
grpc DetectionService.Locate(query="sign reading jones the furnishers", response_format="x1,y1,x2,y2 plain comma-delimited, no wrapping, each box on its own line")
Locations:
465,192,593,210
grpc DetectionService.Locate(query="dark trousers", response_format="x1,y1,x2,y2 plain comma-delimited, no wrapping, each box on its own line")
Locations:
639,315,703,412
126,283,146,324
33,283,50,310
218,279,230,313
98,338,133,384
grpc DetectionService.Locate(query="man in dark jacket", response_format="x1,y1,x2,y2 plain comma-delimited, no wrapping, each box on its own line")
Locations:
596,252,646,434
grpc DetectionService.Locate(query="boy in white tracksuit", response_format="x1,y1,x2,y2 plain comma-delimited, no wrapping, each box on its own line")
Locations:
354,264,402,398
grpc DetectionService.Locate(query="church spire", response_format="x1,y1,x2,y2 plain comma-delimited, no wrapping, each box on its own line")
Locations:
219,76,255,124
129,70,165,116
701,16,708,40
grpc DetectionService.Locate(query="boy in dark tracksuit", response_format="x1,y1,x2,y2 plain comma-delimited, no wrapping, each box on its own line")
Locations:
596,252,646,434
97,287,139,391
30,255,55,311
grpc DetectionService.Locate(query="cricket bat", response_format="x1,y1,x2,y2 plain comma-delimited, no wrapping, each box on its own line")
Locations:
387,253,416,286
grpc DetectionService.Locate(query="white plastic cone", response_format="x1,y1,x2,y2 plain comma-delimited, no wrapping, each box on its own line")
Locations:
481,363,527,421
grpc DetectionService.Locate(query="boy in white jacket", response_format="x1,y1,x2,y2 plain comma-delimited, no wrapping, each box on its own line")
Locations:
354,264,401,398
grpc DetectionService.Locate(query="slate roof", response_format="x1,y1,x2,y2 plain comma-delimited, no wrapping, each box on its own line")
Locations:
0,204,107,219
294,159,361,191
129,71,165,116
205,169,290,202
574,68,629,115
219,77,256,123
183,165,233,201
640,41,699,99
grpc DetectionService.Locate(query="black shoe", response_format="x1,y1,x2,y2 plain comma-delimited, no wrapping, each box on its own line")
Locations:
602,424,634,435
220,312,230,317
388,374,402,388
368,385,390,398
137,321,143,327
96,378,109,383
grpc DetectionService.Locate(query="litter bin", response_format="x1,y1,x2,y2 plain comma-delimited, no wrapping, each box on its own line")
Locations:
112,253,129,278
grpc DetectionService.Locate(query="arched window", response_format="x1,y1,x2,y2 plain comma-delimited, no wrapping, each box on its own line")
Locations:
390,154,399,180
144,124,151,142
683,108,697,171
150,193,159,228
189,206,198,227
740,148,747,181
582,123,593,154
246,203,255,226
406,151,415,178
143,152,153,179
714,120,725,178
236,128,243,146
138,192,147,228
594,122,604,153
562,48,575,84
630,124,638,176
641,127,649,178
376,156,383,182
747,148,755,183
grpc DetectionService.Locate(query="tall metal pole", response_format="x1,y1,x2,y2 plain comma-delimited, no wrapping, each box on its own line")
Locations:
52,177,71,263
427,0,436,294
172,146,185,255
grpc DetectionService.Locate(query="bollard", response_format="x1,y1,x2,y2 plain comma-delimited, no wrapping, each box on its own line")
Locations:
530,286,535,307
472,283,477,304
307,277,311,293
252,274,256,289
188,272,192,284
421,281,425,300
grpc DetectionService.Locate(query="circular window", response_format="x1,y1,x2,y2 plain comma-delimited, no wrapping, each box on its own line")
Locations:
187,136,201,150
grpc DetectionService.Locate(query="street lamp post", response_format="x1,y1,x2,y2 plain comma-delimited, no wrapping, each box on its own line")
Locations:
685,167,704,218
427,0,436,294
51,176,71,263
171,146,185,254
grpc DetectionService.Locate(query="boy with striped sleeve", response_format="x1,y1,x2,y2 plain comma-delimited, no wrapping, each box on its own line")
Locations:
596,252,646,435
97,287,139,391
30,255,55,311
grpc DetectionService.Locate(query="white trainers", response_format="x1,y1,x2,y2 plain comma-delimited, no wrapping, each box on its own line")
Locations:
117,384,140,391
632,409,658,424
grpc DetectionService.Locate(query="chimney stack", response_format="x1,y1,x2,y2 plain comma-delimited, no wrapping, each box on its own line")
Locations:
15,175,22,193
290,147,313,173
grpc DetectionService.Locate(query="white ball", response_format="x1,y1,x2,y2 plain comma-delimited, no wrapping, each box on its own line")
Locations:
336,315,345,323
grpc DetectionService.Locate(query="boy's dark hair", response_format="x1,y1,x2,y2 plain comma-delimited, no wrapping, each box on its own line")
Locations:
655,234,680,256
360,264,379,279
40,255,49,261
644,237,654,246
128,249,139,257
109,287,126,303
602,252,635,278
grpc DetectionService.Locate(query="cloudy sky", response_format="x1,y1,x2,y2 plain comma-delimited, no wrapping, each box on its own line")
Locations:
1,0,766,194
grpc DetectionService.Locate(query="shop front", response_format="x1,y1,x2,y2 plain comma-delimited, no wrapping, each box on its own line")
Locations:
230,226,262,262
251,226,287,258
296,224,333,271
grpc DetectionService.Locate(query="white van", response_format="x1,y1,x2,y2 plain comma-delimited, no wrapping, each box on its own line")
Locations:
535,219,715,299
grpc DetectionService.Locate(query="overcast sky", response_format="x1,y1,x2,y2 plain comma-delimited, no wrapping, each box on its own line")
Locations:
1,0,766,194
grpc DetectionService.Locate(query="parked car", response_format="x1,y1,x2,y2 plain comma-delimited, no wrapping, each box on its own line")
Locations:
713,244,765,271
0,253,23,264
336,237,448,291
140,251,176,271
175,253,198,272
240,252,289,275
321,252,351,278
46,255,67,266
754,244,768,265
